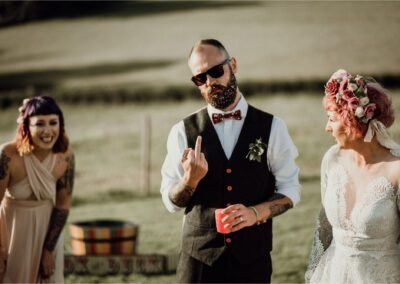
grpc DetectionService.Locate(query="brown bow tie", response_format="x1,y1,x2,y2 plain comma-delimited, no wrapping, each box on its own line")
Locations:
212,110,242,124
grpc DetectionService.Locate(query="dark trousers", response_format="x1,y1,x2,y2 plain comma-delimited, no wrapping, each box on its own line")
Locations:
176,250,272,283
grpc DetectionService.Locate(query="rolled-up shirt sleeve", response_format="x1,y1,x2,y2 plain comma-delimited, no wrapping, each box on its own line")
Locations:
160,121,187,212
267,116,301,206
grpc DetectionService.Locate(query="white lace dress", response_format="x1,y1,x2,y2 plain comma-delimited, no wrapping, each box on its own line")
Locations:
305,145,400,283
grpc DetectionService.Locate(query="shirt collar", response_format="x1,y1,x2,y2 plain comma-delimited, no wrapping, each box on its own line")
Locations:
207,93,248,121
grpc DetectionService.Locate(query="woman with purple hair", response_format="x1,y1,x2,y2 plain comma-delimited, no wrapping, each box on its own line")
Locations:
0,96,74,283
305,70,400,283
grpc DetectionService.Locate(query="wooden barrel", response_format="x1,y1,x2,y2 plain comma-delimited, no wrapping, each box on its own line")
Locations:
69,220,139,256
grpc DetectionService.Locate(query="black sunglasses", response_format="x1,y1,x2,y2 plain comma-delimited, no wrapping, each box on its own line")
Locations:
191,58,231,86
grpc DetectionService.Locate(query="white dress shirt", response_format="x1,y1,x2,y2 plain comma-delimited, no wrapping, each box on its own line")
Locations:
160,95,301,212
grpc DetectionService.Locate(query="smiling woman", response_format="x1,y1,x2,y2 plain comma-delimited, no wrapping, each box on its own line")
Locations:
0,96,74,283
29,114,60,150
15,96,69,157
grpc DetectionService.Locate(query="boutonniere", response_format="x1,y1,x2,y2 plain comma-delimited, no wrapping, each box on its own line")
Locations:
246,137,268,163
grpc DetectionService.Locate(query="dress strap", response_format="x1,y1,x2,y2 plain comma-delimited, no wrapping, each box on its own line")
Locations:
23,153,57,204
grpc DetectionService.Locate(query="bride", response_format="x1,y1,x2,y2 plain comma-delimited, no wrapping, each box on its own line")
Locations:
305,69,400,283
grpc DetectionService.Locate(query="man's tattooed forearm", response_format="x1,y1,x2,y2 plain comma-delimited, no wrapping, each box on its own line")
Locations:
267,193,293,219
57,154,75,194
169,183,195,207
0,150,11,180
267,193,286,202
269,203,292,219
44,208,69,251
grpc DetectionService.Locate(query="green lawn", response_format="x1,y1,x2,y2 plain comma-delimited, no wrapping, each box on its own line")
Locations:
64,179,320,283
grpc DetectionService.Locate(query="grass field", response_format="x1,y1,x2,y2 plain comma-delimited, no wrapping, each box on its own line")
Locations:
64,179,321,283
1,92,400,282
1,1,400,96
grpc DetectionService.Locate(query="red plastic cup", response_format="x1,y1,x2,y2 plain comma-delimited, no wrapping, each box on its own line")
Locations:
215,208,231,234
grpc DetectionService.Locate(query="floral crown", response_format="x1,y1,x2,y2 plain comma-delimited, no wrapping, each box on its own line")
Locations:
325,69,377,124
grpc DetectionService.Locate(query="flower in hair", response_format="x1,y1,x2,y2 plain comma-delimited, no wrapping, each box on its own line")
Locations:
325,70,376,124
354,106,364,118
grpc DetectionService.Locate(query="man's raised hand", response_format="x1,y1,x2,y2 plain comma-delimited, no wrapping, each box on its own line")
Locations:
181,136,208,189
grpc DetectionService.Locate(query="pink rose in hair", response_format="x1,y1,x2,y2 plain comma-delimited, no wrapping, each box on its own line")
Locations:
342,89,354,101
325,80,339,97
339,79,349,95
364,103,376,119
347,97,360,110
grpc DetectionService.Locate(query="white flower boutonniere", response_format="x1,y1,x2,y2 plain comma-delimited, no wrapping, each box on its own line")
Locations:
246,137,268,163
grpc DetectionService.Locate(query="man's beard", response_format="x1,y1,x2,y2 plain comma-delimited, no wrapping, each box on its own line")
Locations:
202,72,237,110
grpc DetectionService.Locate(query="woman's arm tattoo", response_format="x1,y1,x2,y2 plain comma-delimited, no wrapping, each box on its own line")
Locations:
56,154,75,194
45,154,74,251
267,193,293,219
44,208,69,251
0,150,11,180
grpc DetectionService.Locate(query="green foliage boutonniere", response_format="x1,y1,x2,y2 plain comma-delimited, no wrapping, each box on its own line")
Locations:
246,137,267,163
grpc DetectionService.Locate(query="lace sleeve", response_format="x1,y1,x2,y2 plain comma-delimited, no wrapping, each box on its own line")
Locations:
397,186,400,222
304,206,333,282
397,188,400,247
304,150,333,283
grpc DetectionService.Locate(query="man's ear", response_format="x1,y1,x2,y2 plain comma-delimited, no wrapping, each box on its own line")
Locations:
229,57,238,74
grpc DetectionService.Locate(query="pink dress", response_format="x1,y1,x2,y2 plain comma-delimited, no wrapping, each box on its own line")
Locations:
0,153,64,283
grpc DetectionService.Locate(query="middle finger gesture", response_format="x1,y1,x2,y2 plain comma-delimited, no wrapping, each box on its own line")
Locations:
181,136,208,188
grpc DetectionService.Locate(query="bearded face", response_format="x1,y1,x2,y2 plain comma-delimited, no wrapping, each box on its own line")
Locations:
202,68,238,110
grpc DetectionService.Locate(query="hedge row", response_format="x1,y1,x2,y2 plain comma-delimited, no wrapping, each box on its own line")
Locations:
1,75,399,109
